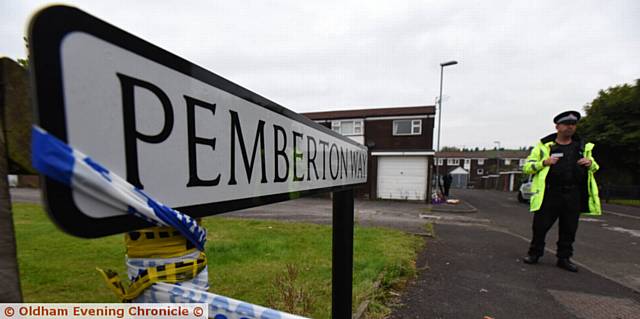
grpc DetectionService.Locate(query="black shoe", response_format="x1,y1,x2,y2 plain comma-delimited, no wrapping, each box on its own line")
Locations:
556,258,578,272
523,255,540,264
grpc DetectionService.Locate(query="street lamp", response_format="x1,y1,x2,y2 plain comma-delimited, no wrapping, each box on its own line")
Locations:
494,141,501,174
434,60,458,198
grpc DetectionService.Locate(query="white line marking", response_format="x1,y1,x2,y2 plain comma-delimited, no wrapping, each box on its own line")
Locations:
604,226,640,238
604,210,640,220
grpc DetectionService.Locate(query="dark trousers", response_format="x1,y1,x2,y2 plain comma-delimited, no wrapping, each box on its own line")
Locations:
528,186,581,259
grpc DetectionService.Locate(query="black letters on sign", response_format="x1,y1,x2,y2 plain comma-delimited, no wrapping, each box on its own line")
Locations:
118,73,174,189
329,143,339,180
185,95,220,187
307,136,319,181
273,125,289,183
229,111,267,185
319,140,329,180
293,131,304,182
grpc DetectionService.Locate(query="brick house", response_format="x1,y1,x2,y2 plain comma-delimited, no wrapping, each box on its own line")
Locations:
303,106,436,200
435,150,530,191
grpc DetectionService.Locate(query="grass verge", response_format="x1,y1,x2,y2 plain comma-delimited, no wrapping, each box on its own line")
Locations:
14,203,423,318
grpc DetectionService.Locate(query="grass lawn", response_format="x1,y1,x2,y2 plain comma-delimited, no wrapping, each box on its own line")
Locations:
14,203,423,318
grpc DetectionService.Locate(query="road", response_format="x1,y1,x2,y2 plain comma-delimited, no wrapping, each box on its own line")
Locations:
392,188,640,319
453,188,640,293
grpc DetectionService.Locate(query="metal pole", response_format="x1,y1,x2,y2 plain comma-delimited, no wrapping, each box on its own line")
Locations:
494,141,501,191
494,141,501,175
434,61,457,197
435,66,444,196
332,189,354,319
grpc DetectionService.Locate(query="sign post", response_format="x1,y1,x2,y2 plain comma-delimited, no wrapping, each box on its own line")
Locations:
29,6,367,317
332,189,354,318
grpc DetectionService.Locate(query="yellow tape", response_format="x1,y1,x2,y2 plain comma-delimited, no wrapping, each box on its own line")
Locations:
125,226,199,258
97,252,207,302
99,224,207,302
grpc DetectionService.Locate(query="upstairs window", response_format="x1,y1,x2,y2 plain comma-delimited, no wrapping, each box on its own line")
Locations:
504,159,511,165
332,120,363,136
393,119,422,135
477,159,485,165
447,158,460,166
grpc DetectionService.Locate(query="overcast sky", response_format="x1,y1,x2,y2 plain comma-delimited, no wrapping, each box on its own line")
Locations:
2,0,639,149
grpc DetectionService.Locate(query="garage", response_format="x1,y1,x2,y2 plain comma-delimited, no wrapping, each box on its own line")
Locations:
376,156,428,200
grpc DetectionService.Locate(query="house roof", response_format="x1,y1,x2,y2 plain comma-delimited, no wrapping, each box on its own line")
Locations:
302,105,435,120
436,150,530,159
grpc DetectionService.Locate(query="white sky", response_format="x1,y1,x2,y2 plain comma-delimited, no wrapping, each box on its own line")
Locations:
2,0,639,149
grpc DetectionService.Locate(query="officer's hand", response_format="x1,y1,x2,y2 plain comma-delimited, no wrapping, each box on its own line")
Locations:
544,157,559,166
577,158,592,167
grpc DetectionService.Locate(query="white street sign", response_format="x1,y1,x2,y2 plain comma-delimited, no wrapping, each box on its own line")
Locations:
29,6,367,236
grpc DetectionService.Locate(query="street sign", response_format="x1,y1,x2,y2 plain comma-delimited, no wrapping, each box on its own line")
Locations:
29,6,367,237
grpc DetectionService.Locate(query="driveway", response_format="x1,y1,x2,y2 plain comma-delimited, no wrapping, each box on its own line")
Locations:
225,195,434,234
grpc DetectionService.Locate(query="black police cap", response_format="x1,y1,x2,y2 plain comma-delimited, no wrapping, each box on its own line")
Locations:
554,110,581,124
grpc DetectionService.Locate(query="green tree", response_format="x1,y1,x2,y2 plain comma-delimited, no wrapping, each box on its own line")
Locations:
16,58,28,69
440,146,461,152
578,80,640,185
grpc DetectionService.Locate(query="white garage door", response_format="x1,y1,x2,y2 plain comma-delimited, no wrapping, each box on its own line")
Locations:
377,156,428,200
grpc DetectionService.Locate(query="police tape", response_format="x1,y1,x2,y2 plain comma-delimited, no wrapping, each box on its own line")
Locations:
97,250,207,302
146,282,309,319
31,126,206,251
126,226,199,258
32,126,310,319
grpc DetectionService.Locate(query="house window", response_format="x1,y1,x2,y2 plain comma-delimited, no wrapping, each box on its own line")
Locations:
393,119,421,135
504,159,511,165
477,169,484,175
447,158,460,166
332,120,363,136
477,159,485,165
519,159,526,167
437,158,444,166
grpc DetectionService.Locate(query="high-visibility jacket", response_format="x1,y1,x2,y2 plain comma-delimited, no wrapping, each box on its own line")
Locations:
523,133,601,216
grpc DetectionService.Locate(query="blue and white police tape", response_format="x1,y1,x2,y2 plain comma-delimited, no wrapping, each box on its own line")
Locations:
32,126,311,319
143,282,309,319
31,126,206,251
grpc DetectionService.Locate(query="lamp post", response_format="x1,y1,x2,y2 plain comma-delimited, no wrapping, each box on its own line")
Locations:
493,141,501,174
434,60,458,198
494,140,501,191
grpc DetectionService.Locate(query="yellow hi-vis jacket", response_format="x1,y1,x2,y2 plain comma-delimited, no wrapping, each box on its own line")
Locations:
522,134,601,216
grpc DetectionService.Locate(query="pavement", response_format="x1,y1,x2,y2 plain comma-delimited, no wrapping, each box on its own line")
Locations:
390,189,640,319
389,224,640,319
428,200,477,213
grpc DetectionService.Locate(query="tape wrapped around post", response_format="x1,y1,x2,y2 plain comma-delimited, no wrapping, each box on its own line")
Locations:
31,126,310,319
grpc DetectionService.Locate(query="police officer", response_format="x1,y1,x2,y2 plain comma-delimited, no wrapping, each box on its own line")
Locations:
522,110,601,272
